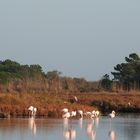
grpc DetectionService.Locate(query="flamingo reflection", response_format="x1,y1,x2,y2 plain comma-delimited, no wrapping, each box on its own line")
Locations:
86,120,96,140
28,117,37,135
95,117,100,128
79,118,83,129
63,118,69,129
108,130,116,140
63,129,76,140
63,117,76,140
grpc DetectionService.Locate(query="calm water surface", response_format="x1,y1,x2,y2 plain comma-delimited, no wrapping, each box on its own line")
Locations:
0,114,140,140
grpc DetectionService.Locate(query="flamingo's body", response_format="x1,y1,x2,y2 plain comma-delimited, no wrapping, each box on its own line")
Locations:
70,111,77,117
77,110,83,118
109,111,116,119
62,112,71,119
62,108,69,113
28,106,37,118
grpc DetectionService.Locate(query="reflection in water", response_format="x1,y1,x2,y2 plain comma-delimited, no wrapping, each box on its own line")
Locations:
108,114,116,140
86,120,96,140
63,118,69,129
63,129,76,140
0,114,140,140
63,119,76,140
108,130,116,140
28,117,37,135
79,118,83,129
95,117,99,128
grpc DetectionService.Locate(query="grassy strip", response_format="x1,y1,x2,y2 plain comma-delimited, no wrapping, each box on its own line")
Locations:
0,92,140,118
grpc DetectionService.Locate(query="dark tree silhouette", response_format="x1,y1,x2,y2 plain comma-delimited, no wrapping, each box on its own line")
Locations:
111,53,140,91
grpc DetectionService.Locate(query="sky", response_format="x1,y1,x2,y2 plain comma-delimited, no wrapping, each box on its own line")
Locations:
0,0,140,81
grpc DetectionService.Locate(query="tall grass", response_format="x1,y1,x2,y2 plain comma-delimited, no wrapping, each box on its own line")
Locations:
0,92,140,118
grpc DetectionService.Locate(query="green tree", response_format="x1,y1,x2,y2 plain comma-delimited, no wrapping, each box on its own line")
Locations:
100,74,112,91
111,53,140,91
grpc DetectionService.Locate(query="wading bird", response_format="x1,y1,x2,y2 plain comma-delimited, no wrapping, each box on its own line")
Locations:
28,106,37,118
77,110,83,118
109,110,116,129
109,110,116,119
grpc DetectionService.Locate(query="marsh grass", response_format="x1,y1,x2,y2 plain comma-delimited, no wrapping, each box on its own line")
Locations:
0,92,140,118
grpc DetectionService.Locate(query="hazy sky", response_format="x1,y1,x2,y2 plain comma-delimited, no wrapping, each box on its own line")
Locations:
0,0,140,81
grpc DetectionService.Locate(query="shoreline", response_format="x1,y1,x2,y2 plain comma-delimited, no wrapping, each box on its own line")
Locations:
0,92,140,118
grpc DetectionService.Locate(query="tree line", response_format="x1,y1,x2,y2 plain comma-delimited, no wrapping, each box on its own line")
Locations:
0,59,99,93
0,53,140,93
101,53,140,92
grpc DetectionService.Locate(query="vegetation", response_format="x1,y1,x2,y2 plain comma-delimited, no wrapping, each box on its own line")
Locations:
0,92,139,118
0,59,99,93
0,53,140,118
0,93,97,118
100,74,112,91
1,53,140,93
111,53,140,92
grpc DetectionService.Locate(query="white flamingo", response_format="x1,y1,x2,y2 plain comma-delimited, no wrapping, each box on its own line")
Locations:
62,108,70,119
62,108,69,113
28,106,37,118
109,110,116,129
109,111,116,119
62,112,71,119
70,111,77,117
28,106,34,117
91,110,96,115
84,111,92,118
33,107,37,118
77,110,83,118
95,110,100,117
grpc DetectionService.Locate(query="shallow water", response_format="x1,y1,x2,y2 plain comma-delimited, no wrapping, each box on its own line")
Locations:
0,114,140,140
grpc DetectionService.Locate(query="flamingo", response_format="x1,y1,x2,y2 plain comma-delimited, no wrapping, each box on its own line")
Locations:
91,110,96,115
109,111,116,119
62,108,70,118
62,112,71,119
95,110,100,117
62,108,69,113
28,106,37,118
28,106,34,117
70,111,77,117
109,110,116,129
77,110,83,118
84,111,92,118
33,107,37,118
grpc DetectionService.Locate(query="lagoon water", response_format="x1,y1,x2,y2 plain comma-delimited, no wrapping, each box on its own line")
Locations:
0,114,140,140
